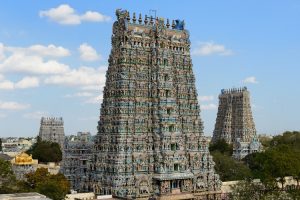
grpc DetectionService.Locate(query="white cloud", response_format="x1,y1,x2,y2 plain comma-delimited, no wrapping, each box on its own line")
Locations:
0,76,39,90
27,44,70,57
80,85,101,91
81,11,110,22
15,77,39,89
78,43,101,61
0,53,70,75
0,101,30,110
243,76,258,84
198,95,214,102
85,94,103,104
0,43,5,61
200,103,217,110
192,41,233,56
23,111,48,119
0,80,14,90
0,43,71,76
4,43,70,58
39,4,111,25
78,116,98,121
64,92,94,98
44,66,106,89
40,4,81,25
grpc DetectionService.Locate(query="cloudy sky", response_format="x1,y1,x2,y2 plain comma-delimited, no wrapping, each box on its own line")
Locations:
1,1,299,137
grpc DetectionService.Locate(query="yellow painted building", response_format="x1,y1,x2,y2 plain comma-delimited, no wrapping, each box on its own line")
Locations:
11,152,38,180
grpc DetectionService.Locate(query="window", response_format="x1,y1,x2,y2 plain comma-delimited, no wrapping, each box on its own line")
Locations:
164,74,168,81
171,143,176,151
174,164,179,171
166,90,170,98
164,59,168,66
169,125,174,132
167,108,171,115
171,180,182,189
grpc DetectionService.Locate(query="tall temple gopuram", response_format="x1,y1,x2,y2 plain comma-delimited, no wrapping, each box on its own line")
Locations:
212,87,261,159
93,9,221,199
39,117,65,149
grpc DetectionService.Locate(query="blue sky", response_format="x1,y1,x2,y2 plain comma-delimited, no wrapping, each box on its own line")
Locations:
0,1,299,137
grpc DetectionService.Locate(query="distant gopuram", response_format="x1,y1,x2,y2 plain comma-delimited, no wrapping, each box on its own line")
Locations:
38,117,65,149
212,87,261,159
93,9,221,199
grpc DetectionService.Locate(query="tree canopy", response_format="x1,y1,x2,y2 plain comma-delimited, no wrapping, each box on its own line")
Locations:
209,139,251,181
26,137,62,163
210,131,300,188
244,131,300,186
209,139,233,155
23,168,70,200
224,131,300,199
229,180,296,200
211,151,252,181
0,159,18,193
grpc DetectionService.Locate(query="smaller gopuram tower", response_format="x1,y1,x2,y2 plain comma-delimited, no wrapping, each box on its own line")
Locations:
212,87,261,159
38,117,65,149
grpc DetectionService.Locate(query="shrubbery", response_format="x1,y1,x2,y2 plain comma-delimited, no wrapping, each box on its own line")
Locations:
210,131,300,199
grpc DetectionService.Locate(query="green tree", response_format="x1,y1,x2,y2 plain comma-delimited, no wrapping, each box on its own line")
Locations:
37,181,66,200
27,139,62,163
0,159,17,193
212,151,252,181
245,142,300,186
209,139,233,155
286,189,300,200
25,167,49,188
270,131,300,152
229,180,294,200
229,180,263,200
209,139,251,181
24,168,70,200
244,132,300,200
295,170,300,187
258,135,272,149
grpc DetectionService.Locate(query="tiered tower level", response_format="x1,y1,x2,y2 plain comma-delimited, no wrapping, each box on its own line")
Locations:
212,87,256,144
62,132,94,192
93,10,221,199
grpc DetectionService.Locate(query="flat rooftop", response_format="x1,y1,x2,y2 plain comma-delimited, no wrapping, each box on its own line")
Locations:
0,192,51,200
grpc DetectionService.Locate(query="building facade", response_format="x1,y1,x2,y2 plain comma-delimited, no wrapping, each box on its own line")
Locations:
38,117,65,149
232,137,261,160
212,87,261,159
1,137,36,157
62,132,94,192
93,9,221,199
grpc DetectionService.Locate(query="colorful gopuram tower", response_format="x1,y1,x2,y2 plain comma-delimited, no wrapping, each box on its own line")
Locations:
93,9,221,199
212,87,261,159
